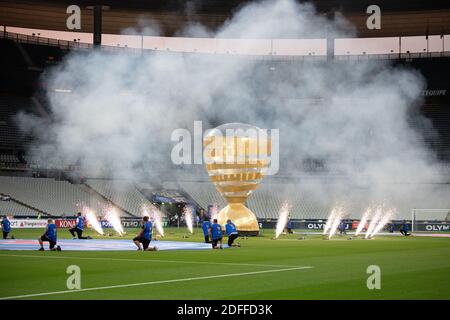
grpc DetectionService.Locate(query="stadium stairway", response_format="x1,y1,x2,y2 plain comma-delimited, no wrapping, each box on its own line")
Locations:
0,176,109,217
0,197,44,217
83,179,154,217
80,183,137,217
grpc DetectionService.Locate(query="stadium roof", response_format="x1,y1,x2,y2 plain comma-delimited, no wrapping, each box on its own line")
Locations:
1,0,449,38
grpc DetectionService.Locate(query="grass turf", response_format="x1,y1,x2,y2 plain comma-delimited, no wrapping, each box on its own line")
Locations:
0,227,449,300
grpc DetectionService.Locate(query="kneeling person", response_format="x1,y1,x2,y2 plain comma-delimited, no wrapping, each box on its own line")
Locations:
225,219,240,247
1,216,11,239
210,219,223,249
38,219,61,251
69,212,89,239
133,216,157,251
400,221,411,236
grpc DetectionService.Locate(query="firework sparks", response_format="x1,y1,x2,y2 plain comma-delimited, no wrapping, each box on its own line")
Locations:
275,201,291,239
370,208,395,238
183,205,194,234
365,207,382,239
83,206,104,235
142,205,165,237
105,208,124,236
355,207,372,236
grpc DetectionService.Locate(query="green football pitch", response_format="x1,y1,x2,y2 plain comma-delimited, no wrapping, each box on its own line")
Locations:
0,227,449,300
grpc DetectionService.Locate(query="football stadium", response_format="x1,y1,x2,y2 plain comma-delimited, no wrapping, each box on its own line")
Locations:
0,0,450,304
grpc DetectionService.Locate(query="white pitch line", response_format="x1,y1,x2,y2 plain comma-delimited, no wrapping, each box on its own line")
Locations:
0,254,300,268
0,266,313,300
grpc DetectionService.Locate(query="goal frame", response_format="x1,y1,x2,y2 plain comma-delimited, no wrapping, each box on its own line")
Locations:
411,208,450,233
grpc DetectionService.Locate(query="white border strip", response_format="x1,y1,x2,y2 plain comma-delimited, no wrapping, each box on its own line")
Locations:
0,266,313,300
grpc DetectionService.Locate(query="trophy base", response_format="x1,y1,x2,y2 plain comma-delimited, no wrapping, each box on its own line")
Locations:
217,203,259,235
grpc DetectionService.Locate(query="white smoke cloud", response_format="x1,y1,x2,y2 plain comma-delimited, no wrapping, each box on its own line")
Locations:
16,0,448,216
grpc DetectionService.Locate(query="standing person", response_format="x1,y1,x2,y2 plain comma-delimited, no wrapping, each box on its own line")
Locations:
199,208,205,222
210,219,223,249
338,220,347,235
202,217,212,243
69,212,90,239
133,216,157,251
225,219,240,247
399,220,411,236
1,216,11,239
38,219,61,251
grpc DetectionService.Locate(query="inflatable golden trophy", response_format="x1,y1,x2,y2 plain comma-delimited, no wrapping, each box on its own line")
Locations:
203,123,271,235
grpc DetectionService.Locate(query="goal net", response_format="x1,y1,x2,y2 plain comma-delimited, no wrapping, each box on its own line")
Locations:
411,209,450,233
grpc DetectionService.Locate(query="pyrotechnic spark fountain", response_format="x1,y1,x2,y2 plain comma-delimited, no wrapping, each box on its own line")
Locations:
355,208,372,236
275,201,291,239
83,207,104,235
183,205,194,234
152,209,165,237
370,209,395,238
323,207,337,235
365,207,382,239
210,204,219,221
142,206,165,237
105,208,124,236
327,207,344,239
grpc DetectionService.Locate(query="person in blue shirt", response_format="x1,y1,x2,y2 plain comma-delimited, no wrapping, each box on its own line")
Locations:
38,219,61,251
389,221,395,233
400,220,411,236
225,219,240,247
1,216,11,239
286,218,293,234
202,217,212,243
69,212,90,239
338,221,347,235
133,216,157,251
210,219,223,249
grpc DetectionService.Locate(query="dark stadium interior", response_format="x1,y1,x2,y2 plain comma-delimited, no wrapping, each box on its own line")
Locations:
0,0,450,221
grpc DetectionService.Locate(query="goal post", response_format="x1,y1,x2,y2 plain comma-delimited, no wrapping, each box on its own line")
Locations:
411,208,450,233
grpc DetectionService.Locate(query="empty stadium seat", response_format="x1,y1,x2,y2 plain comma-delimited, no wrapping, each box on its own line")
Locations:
0,199,37,216
0,176,107,216
84,179,152,216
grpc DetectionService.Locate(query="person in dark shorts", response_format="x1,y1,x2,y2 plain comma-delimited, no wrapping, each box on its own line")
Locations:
210,219,223,249
133,216,157,251
38,219,61,251
286,218,293,234
338,220,347,235
69,212,90,239
1,216,11,239
202,217,212,243
400,221,411,236
225,219,240,247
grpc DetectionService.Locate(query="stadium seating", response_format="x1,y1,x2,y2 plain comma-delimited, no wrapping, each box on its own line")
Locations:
0,39,27,68
421,103,450,161
177,182,227,210
0,176,107,216
179,180,450,220
178,181,333,219
84,179,152,216
0,96,35,150
0,198,37,216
